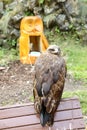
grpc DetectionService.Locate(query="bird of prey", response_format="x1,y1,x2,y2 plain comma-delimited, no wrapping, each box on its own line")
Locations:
33,45,67,127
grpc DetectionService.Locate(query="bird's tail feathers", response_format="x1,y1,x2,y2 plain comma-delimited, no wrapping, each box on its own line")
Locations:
40,102,50,127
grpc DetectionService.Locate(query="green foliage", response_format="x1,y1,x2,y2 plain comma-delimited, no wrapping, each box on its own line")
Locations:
24,10,34,16
0,48,5,60
64,45,87,82
2,0,13,4
80,0,87,2
69,23,76,32
55,27,60,33
29,96,34,102
7,39,17,48
63,90,87,115
0,48,19,66
46,30,87,83
38,0,44,4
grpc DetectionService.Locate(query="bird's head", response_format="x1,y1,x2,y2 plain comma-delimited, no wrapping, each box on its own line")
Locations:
47,45,61,56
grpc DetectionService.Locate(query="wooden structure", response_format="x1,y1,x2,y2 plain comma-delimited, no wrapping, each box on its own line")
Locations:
0,97,85,130
19,16,49,64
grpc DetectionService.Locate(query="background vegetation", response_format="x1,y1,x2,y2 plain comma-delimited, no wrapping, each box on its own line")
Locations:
0,0,87,119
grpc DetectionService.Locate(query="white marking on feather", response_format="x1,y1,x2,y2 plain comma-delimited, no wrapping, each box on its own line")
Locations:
42,87,44,96
54,48,58,53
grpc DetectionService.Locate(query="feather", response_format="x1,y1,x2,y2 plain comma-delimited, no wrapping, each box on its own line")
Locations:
40,100,50,126
33,45,67,126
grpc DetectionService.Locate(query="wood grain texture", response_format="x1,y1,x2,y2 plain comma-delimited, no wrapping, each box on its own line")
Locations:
0,97,85,130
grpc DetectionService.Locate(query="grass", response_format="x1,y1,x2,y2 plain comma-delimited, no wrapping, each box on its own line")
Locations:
63,90,87,115
47,31,87,84
63,43,87,82
0,48,19,66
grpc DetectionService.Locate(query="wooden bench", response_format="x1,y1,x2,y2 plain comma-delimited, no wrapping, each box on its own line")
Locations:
0,97,85,130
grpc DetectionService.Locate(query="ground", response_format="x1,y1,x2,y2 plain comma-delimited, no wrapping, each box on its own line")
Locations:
0,60,35,106
0,60,86,106
0,60,87,126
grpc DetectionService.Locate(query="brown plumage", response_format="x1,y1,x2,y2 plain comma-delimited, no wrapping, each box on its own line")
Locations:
33,45,67,126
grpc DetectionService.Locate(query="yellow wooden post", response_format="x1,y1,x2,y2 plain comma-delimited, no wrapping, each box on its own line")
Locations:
19,16,49,64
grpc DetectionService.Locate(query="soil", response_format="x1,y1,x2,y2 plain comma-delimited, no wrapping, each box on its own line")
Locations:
0,60,35,106
0,60,86,106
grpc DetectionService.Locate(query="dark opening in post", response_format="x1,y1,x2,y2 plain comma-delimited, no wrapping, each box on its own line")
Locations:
29,36,41,52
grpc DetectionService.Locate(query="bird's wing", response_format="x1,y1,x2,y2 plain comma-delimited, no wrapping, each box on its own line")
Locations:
45,68,66,114
34,53,66,113
33,85,42,113
44,57,67,114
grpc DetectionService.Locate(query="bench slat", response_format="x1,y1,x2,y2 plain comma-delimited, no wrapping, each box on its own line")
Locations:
0,109,84,129
0,97,85,130
0,119,85,130
0,98,80,120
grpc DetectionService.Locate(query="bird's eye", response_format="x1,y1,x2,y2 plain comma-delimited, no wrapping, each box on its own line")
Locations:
49,49,54,51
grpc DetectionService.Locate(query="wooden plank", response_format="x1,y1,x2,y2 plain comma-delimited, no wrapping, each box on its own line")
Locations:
0,98,80,119
0,119,85,130
55,109,83,121
58,98,81,111
54,118,85,130
0,105,36,120
0,97,85,130
0,103,34,110
0,109,84,129
0,97,79,110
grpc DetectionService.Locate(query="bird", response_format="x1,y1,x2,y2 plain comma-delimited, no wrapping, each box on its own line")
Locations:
33,45,67,127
